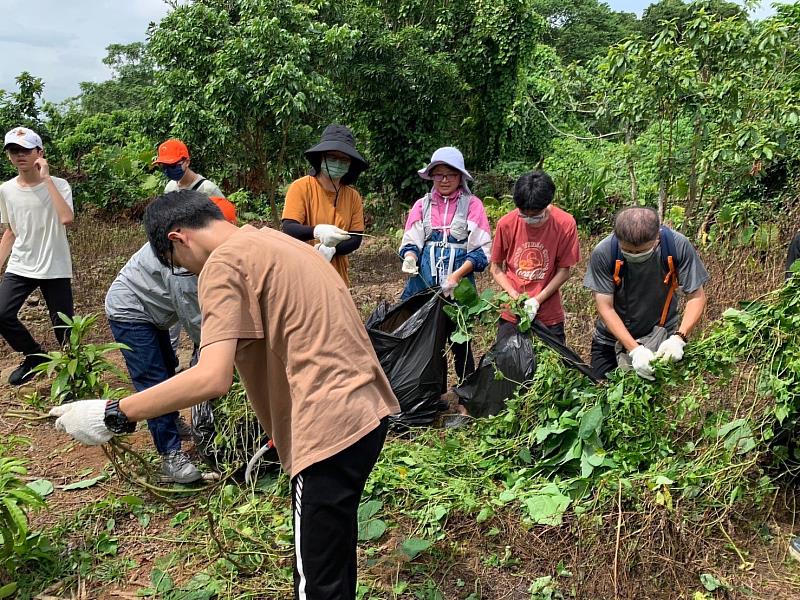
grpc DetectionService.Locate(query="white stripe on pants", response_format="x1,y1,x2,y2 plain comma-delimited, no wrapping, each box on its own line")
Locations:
294,474,307,599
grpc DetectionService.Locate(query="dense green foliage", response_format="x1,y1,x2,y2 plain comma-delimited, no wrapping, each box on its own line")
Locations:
1,0,797,236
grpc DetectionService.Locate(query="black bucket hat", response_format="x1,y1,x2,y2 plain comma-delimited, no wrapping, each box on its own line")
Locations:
304,124,368,185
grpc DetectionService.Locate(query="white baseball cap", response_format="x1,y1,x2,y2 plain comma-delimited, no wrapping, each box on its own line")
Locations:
4,127,43,150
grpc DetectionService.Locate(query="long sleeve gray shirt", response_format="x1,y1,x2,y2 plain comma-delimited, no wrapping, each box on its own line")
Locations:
104,243,201,345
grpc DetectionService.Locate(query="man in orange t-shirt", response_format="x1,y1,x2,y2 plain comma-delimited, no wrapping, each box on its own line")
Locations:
51,190,399,599
491,170,580,345
281,124,367,286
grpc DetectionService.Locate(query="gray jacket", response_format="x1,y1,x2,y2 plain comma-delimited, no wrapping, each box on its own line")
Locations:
104,243,201,345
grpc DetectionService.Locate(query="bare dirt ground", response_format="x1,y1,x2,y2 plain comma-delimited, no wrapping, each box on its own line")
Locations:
1,212,800,599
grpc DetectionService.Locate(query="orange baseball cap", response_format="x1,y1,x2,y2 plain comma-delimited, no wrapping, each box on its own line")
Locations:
153,139,189,165
210,196,238,225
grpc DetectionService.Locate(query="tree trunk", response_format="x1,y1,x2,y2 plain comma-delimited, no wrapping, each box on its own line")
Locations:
687,112,702,215
625,127,638,203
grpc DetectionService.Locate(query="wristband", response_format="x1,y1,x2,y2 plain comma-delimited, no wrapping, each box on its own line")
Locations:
675,331,688,343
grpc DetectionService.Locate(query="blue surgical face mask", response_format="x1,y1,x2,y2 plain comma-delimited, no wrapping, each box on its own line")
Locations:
163,164,185,181
622,243,657,263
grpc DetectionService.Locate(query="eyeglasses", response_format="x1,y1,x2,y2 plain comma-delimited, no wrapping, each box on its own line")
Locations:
168,242,194,277
431,173,460,182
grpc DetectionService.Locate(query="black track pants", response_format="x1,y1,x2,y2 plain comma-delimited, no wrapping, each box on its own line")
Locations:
291,418,389,600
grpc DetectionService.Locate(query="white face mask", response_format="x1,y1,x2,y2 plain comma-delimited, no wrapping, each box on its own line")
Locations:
622,244,657,263
520,210,548,226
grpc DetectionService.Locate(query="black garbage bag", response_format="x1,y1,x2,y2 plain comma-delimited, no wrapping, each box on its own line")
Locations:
455,321,600,418
366,289,449,426
454,327,537,418
191,393,279,479
530,321,599,383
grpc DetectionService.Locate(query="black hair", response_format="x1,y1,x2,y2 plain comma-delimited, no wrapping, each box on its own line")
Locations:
513,170,555,212
144,190,224,267
613,206,660,246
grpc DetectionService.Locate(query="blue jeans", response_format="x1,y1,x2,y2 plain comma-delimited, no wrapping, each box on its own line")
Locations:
108,320,181,455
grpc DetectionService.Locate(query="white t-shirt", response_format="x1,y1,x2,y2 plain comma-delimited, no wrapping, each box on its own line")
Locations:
164,174,222,198
0,176,73,279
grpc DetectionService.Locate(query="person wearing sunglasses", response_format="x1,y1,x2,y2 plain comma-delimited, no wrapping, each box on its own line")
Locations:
153,139,223,199
399,146,493,389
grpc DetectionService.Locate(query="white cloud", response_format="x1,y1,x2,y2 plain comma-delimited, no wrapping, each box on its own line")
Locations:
0,0,170,101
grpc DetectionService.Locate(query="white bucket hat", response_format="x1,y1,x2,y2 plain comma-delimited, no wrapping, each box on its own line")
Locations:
418,147,473,181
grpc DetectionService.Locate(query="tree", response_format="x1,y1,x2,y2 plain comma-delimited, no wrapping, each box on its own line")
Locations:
638,0,745,40
334,0,544,200
0,72,46,179
532,0,638,64
79,42,155,114
148,0,359,223
591,0,800,224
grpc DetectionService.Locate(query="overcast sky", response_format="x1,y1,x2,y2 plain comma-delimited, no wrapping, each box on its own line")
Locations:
0,0,780,103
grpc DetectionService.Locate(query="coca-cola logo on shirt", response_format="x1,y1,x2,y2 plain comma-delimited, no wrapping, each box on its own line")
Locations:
513,242,549,281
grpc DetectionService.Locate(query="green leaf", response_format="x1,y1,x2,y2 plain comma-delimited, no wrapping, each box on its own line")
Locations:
357,500,382,522
452,279,479,306
476,507,493,523
450,330,470,344
0,583,18,599
400,537,432,560
151,568,175,593
524,484,572,526
578,404,603,440
357,518,387,541
62,474,107,490
699,573,726,591
27,479,54,497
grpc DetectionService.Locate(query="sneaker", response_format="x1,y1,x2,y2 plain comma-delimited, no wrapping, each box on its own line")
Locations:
160,450,201,483
442,414,473,429
790,537,800,562
175,415,192,441
8,354,47,386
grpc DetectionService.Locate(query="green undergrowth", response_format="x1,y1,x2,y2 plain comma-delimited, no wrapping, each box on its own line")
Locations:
15,273,800,598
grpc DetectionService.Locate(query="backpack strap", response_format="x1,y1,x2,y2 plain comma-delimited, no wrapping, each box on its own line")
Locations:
610,226,680,327
190,177,207,192
658,226,679,327
610,234,625,286
421,193,433,240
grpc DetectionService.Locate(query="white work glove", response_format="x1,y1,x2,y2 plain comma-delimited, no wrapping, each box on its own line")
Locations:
49,400,114,445
524,297,540,321
655,334,686,362
628,345,656,380
314,243,336,262
313,224,350,247
440,278,458,298
401,255,419,275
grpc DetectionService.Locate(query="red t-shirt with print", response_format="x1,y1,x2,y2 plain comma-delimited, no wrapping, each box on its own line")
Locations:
491,206,580,326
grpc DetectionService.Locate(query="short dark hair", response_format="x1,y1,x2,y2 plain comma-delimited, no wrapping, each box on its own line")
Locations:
513,170,555,212
144,190,224,267
613,206,660,246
